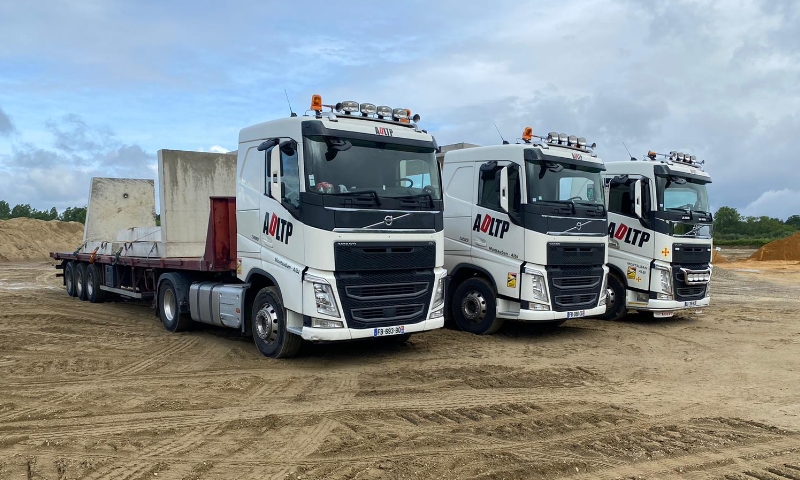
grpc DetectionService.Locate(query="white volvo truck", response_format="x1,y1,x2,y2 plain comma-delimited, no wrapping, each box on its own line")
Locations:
600,150,712,320
52,95,447,358
441,129,609,334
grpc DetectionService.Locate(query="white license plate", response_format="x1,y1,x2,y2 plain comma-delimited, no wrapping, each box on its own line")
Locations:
684,301,697,307
653,311,674,318
566,310,586,319
373,325,405,337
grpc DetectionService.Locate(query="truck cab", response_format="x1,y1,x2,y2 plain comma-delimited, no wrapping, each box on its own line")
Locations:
601,151,713,319
442,129,609,334
236,96,447,356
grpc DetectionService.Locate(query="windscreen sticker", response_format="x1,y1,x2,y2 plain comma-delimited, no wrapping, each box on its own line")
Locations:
473,213,510,239
607,222,650,247
507,273,517,288
308,174,315,187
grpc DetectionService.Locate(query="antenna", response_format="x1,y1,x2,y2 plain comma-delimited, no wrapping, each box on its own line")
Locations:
622,141,636,161
493,122,510,145
284,90,297,117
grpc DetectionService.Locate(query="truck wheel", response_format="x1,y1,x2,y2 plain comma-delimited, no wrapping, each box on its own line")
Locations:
86,264,105,304
598,274,626,321
75,263,88,301
64,262,77,297
158,279,190,332
452,277,504,335
251,288,301,358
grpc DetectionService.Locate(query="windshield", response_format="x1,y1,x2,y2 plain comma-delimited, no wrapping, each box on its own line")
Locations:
656,175,710,213
525,161,605,206
303,136,441,201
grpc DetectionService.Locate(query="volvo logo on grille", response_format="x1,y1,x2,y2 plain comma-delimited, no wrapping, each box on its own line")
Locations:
384,215,393,226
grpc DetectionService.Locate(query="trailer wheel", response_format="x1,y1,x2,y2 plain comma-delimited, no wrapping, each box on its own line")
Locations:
451,277,504,335
597,274,626,321
75,263,88,301
158,279,190,332
251,288,301,359
64,262,77,297
85,264,105,304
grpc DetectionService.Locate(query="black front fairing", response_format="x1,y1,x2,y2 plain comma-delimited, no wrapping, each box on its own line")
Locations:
520,202,607,236
299,192,443,232
652,209,713,237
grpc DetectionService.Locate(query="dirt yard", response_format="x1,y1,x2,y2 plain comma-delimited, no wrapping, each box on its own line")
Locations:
1,260,799,479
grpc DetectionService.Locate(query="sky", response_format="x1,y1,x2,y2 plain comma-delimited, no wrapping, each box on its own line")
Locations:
0,0,798,219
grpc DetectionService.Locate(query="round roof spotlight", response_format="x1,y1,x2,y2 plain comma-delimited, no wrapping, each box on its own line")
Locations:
558,133,568,144
577,137,587,147
412,113,421,123
547,132,559,143
360,103,377,116
340,100,359,114
568,135,577,146
690,155,697,162
376,105,392,118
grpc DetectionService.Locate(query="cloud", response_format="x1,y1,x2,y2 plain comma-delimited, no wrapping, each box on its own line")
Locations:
741,189,800,220
0,107,16,136
208,145,229,154
0,114,155,210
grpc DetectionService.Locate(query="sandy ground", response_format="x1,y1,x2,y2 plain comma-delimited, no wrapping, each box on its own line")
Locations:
0,261,799,480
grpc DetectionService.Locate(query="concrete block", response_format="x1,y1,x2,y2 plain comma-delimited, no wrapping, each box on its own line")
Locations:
84,178,157,244
157,150,237,258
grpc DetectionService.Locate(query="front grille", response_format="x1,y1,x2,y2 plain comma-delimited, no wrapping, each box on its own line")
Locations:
672,263,709,301
345,282,428,301
335,242,436,272
546,265,604,312
547,243,605,266
673,243,712,264
336,270,434,329
352,304,425,322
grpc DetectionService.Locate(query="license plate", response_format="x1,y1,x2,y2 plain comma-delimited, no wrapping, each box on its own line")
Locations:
684,301,697,307
653,311,674,318
373,325,405,337
566,310,586,319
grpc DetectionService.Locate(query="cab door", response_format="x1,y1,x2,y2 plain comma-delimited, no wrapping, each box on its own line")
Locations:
606,175,654,291
471,161,525,300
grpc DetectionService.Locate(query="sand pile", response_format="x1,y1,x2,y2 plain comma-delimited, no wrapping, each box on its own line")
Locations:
0,218,84,262
748,232,800,261
712,250,728,264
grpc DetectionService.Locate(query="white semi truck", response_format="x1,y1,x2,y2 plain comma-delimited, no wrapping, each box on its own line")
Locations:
600,150,712,320
441,129,610,334
52,95,447,358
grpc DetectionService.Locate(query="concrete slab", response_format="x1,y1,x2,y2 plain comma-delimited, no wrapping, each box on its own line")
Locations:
84,178,157,244
157,150,237,258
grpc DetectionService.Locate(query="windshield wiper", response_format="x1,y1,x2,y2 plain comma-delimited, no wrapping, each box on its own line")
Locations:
533,199,576,214
329,190,381,206
397,192,434,207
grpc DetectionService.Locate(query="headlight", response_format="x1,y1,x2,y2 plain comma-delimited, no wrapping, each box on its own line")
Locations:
313,283,339,317
657,268,672,297
598,274,609,306
305,274,340,317
432,277,445,309
524,267,548,303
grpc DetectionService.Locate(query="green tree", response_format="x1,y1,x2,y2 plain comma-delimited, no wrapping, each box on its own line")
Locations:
713,206,741,234
60,206,87,223
786,215,800,229
10,203,33,218
0,200,10,219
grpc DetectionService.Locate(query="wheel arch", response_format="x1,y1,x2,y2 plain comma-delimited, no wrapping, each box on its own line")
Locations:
156,272,192,317
243,268,282,334
448,263,498,294
606,263,627,285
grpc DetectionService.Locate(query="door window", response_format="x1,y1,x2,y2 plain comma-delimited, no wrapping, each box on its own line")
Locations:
608,178,635,217
281,149,301,212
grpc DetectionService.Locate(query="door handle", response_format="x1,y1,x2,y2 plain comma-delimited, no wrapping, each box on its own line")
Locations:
474,238,487,247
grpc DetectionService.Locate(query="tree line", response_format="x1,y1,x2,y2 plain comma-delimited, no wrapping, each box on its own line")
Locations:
714,206,800,246
0,200,87,223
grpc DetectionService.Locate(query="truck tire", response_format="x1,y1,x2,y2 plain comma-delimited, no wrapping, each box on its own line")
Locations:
451,277,504,335
86,264,105,304
597,274,627,321
251,288,301,358
75,263,88,301
64,262,77,297
158,279,191,332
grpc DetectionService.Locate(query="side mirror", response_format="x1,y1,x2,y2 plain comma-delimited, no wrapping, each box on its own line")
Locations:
269,146,282,201
634,179,643,218
500,166,509,213
279,139,297,156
